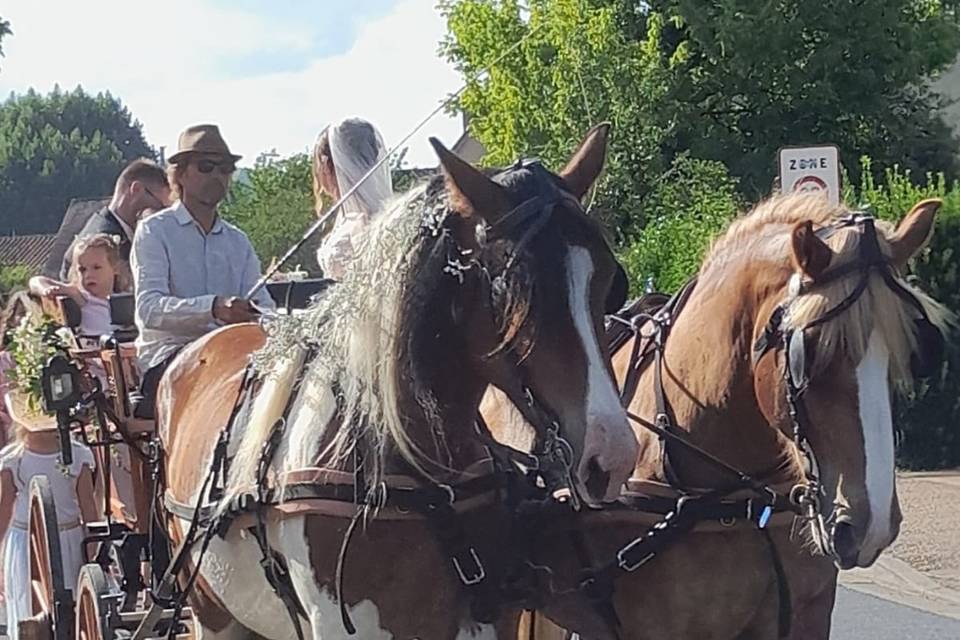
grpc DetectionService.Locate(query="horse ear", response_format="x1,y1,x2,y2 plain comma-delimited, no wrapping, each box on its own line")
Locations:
430,137,509,220
790,220,832,280
559,122,611,201
889,198,941,268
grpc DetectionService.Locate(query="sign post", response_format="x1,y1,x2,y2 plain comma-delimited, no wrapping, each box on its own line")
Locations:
777,145,842,205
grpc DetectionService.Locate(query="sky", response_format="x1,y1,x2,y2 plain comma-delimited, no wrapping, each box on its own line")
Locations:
0,0,465,167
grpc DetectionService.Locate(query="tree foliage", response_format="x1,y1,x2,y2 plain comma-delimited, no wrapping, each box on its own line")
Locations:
644,0,960,195
0,263,30,301
219,153,320,275
618,155,740,293
441,0,960,226
0,16,11,66
0,86,156,234
441,0,677,237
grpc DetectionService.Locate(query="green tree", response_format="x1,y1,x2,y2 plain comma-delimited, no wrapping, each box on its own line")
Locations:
644,0,960,195
619,155,740,293
0,86,156,234
441,0,678,238
0,17,11,67
220,153,320,274
0,263,30,299
441,0,960,221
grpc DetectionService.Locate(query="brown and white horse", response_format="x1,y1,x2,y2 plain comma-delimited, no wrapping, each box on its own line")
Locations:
157,126,639,640
489,195,952,639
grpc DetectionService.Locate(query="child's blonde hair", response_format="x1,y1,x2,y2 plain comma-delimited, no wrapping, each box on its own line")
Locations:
67,234,131,292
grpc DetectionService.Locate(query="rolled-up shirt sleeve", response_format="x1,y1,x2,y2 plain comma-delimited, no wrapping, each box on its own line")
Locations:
132,221,217,331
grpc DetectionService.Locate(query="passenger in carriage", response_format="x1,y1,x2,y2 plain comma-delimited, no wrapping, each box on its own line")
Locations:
59,159,171,280
312,117,393,279
131,124,274,420
0,392,99,640
29,234,131,342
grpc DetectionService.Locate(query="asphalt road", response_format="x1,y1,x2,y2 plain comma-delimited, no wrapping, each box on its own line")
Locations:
2,587,959,639
832,587,960,639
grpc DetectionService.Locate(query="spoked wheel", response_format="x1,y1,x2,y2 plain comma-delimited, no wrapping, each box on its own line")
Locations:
75,564,115,640
26,475,73,640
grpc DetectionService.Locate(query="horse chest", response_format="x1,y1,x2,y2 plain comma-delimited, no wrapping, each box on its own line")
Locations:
181,516,300,639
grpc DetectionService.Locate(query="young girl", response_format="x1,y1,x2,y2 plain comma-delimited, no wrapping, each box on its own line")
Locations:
29,233,131,340
0,391,98,640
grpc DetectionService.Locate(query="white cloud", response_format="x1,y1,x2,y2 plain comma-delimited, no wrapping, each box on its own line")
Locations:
0,0,463,167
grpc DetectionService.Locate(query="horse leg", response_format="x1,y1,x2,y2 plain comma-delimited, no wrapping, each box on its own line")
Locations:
731,593,778,640
787,574,837,640
273,516,396,639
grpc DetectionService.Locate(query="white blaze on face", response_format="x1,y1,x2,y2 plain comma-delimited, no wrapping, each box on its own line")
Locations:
566,246,635,489
856,329,896,558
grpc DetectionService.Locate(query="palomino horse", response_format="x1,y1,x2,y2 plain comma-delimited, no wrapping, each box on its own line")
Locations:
488,195,952,639
157,125,639,640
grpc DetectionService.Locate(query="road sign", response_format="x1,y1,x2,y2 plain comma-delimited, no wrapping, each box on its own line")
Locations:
778,145,841,205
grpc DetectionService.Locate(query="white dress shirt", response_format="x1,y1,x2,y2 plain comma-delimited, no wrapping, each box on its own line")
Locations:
131,201,275,369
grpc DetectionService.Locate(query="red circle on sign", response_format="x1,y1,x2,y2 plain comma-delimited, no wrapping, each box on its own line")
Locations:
792,175,828,194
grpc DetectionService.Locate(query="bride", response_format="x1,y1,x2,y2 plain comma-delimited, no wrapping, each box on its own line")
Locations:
312,117,393,279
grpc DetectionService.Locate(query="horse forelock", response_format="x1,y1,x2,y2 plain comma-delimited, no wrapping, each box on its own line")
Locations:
698,193,952,386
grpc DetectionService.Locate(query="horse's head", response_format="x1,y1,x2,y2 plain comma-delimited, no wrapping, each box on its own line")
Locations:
751,197,950,568
430,125,637,504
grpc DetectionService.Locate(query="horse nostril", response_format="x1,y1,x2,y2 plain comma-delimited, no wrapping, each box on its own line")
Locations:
583,456,610,503
833,520,860,569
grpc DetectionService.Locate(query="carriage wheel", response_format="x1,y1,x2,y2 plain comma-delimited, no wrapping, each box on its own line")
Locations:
26,475,73,640
76,564,114,640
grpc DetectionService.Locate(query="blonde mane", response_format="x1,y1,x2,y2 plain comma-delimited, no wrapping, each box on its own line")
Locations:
224,181,455,503
702,193,953,385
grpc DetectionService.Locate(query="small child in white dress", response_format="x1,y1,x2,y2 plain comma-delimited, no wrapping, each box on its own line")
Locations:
0,392,98,640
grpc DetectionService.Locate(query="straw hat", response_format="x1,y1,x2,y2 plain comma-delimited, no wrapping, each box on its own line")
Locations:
168,124,242,165
4,391,58,433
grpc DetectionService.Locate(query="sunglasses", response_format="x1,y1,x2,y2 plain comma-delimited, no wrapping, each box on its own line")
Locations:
195,158,236,175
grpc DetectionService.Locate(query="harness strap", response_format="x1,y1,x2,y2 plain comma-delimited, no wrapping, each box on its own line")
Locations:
760,528,793,638
568,528,622,639
247,522,307,640
335,507,365,634
412,496,500,623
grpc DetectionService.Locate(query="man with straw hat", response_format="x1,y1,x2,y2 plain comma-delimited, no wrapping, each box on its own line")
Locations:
130,124,274,420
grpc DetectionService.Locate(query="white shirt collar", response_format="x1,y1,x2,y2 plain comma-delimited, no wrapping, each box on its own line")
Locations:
109,208,135,241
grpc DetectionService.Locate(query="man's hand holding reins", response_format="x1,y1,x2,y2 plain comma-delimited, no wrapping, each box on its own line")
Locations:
213,296,260,324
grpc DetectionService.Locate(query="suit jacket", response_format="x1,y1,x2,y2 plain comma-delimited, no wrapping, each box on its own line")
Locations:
60,207,131,280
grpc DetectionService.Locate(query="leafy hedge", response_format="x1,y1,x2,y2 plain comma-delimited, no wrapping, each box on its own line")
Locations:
617,156,960,469
0,263,31,300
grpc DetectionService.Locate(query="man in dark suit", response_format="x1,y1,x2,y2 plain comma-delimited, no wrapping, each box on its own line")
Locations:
60,159,171,279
